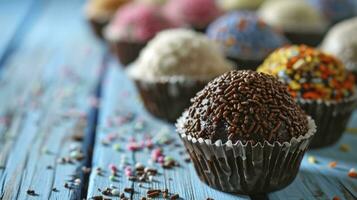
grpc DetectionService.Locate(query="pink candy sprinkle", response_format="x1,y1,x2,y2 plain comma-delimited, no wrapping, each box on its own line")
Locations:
106,133,117,141
109,164,117,172
151,148,163,161
145,139,153,148
158,156,165,164
127,142,141,151
124,166,132,176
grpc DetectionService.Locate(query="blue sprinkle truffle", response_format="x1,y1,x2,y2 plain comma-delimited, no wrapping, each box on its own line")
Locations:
306,0,356,24
206,11,289,61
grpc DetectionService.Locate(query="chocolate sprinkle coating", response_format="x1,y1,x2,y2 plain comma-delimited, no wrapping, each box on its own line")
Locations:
182,70,309,144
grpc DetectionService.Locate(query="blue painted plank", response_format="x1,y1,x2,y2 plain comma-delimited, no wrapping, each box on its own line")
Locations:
90,60,357,200
0,0,36,68
87,61,251,199
0,0,104,199
270,131,357,200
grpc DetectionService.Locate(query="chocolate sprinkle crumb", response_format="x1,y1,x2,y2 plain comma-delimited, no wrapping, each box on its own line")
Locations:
182,70,308,144
26,189,36,196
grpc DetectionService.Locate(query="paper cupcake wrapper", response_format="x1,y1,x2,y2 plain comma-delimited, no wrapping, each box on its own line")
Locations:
109,40,146,66
134,78,208,122
88,18,108,39
297,95,357,148
176,114,316,194
284,31,325,47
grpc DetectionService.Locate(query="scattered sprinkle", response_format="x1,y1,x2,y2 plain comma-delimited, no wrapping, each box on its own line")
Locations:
348,168,357,178
109,175,116,181
113,143,121,151
332,196,341,200
308,156,317,164
74,178,81,186
124,188,134,193
147,189,160,198
328,161,337,168
170,193,179,199
339,144,350,152
111,189,120,196
26,189,36,196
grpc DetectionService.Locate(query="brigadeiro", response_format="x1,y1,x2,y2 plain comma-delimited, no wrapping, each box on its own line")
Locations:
176,70,316,194
306,0,356,25
218,0,264,11
104,2,181,65
321,17,357,78
258,45,356,148
163,0,222,32
127,29,233,122
206,11,289,70
84,0,130,39
258,0,328,46
136,0,167,6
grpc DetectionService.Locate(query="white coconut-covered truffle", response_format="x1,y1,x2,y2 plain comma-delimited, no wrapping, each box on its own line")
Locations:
128,29,233,81
321,17,357,72
258,0,328,33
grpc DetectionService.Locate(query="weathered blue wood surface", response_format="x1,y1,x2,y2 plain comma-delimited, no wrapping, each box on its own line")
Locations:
87,60,251,200
0,0,36,66
1,0,357,200
87,61,357,200
0,0,104,199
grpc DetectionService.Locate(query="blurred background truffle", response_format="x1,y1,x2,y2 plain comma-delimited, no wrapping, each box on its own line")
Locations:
206,11,289,70
321,17,357,77
217,0,264,11
258,0,328,46
164,0,222,32
104,2,181,65
128,29,232,121
84,0,131,38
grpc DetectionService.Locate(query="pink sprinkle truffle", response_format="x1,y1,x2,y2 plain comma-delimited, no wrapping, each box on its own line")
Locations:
164,0,221,30
105,2,181,42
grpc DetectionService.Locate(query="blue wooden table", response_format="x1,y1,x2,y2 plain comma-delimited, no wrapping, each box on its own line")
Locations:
0,0,357,200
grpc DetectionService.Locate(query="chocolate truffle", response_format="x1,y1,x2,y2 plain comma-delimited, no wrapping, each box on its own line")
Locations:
182,70,309,144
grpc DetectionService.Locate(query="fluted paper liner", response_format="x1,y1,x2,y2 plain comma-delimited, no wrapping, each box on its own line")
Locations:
297,93,357,148
134,78,208,122
176,113,316,194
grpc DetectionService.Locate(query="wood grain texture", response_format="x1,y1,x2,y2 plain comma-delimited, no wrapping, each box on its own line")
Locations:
0,0,104,199
0,0,36,66
270,134,357,200
89,62,357,200
1,0,357,200
87,61,251,200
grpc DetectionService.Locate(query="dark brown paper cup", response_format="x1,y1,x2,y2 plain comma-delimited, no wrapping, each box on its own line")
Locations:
284,31,325,47
297,95,357,148
110,41,146,66
88,19,108,40
134,78,208,123
176,113,316,194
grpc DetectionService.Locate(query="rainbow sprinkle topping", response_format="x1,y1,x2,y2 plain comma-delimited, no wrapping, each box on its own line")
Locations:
258,45,355,101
